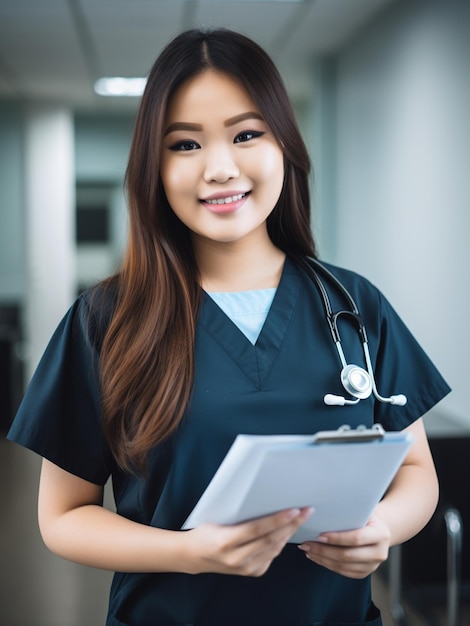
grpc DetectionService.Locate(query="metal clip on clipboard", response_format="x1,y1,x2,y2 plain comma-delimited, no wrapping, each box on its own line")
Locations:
312,424,385,444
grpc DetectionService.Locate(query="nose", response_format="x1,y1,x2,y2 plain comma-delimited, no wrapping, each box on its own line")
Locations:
203,144,240,183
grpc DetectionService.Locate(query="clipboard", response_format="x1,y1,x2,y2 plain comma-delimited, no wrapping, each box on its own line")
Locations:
182,425,414,543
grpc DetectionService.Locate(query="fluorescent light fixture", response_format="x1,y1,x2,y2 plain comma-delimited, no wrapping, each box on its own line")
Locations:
186,0,303,2
195,0,303,2
217,0,303,2
94,77,147,97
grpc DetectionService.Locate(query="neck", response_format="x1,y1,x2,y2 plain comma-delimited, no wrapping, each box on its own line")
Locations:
194,233,286,292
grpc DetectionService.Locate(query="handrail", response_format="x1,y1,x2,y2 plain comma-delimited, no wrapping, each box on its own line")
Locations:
387,506,464,626
388,545,407,625
444,508,463,626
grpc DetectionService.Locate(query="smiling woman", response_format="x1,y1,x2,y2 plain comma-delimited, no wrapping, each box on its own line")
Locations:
160,70,285,275
7,27,449,626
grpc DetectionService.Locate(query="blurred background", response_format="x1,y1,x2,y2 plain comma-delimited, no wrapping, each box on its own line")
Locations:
0,0,469,624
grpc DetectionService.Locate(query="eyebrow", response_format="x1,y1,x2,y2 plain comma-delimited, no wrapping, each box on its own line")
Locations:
224,111,264,127
164,122,202,136
164,111,264,136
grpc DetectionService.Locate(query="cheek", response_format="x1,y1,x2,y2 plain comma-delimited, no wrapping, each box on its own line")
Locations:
160,159,194,198
253,147,284,187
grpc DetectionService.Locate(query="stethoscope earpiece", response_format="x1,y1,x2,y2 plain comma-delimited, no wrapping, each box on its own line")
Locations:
388,394,407,406
324,394,360,407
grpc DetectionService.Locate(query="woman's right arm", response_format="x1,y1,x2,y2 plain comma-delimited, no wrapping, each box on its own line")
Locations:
38,459,312,577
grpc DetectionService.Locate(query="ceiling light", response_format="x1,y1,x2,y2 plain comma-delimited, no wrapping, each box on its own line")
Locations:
94,77,147,97
194,0,304,2
220,0,304,2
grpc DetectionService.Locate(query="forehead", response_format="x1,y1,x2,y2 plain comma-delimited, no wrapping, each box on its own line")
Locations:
165,69,261,122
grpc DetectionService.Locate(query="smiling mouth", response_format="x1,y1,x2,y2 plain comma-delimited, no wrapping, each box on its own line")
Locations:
203,192,248,205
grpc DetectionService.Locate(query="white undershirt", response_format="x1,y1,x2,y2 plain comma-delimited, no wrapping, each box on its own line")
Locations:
207,288,277,345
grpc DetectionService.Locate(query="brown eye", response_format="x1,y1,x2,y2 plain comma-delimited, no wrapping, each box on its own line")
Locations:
234,130,264,144
169,140,201,152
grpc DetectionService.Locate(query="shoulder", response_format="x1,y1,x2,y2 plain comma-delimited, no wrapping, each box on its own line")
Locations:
296,257,384,308
289,256,397,335
80,277,119,317
73,277,119,351
317,260,378,291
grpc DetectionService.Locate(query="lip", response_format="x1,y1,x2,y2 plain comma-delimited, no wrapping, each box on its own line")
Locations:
200,190,250,214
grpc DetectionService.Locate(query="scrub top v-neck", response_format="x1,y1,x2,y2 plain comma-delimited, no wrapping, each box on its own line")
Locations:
200,263,301,389
7,256,451,626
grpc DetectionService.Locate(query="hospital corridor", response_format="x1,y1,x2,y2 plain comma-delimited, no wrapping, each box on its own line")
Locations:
1,0,470,624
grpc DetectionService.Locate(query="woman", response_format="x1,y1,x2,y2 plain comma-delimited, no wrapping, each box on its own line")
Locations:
8,29,450,625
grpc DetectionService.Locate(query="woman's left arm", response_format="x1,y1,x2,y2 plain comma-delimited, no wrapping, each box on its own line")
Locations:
298,418,438,579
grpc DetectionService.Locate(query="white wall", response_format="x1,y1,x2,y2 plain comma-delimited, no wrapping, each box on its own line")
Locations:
330,0,469,424
74,114,135,183
24,107,76,377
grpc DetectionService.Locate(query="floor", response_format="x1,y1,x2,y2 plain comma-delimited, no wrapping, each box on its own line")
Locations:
0,437,465,626
0,438,112,626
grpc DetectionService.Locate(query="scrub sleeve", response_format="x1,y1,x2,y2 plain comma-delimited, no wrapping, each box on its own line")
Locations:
7,258,451,626
7,292,114,485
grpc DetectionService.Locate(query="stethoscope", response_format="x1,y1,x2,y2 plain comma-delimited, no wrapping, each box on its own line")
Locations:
302,258,407,408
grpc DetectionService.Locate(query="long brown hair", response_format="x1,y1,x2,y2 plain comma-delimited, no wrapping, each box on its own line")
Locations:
100,28,317,472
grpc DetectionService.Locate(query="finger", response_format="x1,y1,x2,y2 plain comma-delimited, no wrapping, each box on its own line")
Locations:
311,518,388,548
232,508,313,560
299,539,387,578
198,507,311,564
251,507,313,546
235,507,313,546
299,544,379,578
313,529,367,547
209,508,313,577
200,509,303,553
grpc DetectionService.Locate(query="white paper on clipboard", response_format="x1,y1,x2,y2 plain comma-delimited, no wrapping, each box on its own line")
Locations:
181,425,414,543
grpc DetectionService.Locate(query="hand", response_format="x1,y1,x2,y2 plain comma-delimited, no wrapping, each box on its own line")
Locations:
297,515,391,579
183,507,313,577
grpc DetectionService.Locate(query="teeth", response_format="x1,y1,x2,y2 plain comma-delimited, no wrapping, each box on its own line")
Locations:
206,193,246,205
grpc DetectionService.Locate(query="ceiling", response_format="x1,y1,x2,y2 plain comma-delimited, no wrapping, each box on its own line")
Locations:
0,0,397,113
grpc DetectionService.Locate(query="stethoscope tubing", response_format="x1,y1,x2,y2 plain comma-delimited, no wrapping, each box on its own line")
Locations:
301,257,406,407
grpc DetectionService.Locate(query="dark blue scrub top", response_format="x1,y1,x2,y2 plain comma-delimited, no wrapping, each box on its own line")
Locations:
8,257,451,626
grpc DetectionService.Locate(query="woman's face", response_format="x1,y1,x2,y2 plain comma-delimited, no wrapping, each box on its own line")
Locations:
160,70,284,250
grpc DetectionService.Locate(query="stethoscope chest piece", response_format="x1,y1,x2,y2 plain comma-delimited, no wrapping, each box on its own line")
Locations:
341,364,372,400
